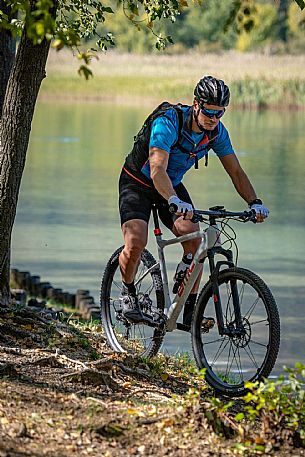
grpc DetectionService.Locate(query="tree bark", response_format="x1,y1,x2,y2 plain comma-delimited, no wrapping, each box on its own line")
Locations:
0,30,50,306
278,0,289,43
0,1,16,116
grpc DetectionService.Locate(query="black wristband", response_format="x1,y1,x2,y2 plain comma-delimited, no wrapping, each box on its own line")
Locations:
248,198,262,208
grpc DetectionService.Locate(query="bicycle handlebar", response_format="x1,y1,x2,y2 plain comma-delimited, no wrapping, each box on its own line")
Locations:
192,209,256,223
168,204,257,223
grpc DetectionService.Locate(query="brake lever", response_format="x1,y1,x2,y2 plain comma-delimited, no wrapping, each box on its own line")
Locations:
169,204,200,222
240,209,257,223
249,208,257,224
245,209,257,224
190,213,203,224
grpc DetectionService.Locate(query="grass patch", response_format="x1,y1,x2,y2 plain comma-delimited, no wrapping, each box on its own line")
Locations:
41,73,305,107
42,50,305,107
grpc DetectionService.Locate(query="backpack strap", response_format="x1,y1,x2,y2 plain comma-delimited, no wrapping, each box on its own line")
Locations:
203,129,219,168
133,102,216,170
133,101,184,144
172,104,184,148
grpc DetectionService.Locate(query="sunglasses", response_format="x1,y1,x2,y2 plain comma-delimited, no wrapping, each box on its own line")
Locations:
200,106,226,119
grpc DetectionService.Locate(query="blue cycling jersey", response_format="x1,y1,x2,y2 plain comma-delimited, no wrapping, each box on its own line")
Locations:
141,105,235,187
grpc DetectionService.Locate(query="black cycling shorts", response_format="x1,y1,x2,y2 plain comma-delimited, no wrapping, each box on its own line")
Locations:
119,168,194,230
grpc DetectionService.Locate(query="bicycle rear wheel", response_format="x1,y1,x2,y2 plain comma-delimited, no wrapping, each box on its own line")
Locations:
192,267,280,396
100,246,165,358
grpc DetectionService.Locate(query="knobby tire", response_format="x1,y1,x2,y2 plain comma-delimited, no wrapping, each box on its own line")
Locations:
100,246,165,358
192,267,280,397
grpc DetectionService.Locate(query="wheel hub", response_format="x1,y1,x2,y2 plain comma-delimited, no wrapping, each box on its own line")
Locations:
230,318,251,348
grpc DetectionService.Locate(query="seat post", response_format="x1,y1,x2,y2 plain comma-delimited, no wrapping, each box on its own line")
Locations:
152,204,162,236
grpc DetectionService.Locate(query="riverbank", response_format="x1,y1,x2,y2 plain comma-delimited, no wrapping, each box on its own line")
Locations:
1,305,304,456
41,50,305,107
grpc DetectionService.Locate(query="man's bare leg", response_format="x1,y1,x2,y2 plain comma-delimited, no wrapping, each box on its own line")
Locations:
117,219,150,323
119,219,148,284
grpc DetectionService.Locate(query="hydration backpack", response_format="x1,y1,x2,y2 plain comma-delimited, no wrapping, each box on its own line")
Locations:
125,102,218,175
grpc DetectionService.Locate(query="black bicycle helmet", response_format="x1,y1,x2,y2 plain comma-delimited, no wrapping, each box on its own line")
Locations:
194,76,230,107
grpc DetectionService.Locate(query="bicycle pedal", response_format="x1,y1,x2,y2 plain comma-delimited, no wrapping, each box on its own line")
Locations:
201,317,215,333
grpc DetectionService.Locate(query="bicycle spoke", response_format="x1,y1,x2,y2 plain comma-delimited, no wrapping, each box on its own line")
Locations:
225,339,233,379
135,265,146,294
112,279,122,291
225,341,237,378
137,325,145,342
141,283,154,297
249,339,268,348
210,338,230,367
224,283,234,323
130,333,155,342
238,281,245,306
244,296,261,321
242,344,259,370
225,343,243,384
202,337,227,346
110,299,119,311
249,318,269,326
234,347,244,383
102,249,165,357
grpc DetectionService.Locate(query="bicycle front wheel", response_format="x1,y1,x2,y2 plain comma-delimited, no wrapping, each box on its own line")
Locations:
100,246,165,358
192,267,280,396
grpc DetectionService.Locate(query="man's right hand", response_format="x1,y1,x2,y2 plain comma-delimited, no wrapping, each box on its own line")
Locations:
249,199,269,223
168,195,193,219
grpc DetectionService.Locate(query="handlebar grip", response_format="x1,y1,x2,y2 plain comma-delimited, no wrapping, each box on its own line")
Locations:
169,203,178,214
249,208,257,223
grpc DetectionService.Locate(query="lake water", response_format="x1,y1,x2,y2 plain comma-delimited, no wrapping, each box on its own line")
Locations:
11,100,305,373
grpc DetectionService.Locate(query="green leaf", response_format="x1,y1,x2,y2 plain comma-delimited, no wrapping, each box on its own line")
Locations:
102,6,114,14
0,11,9,23
52,38,64,50
78,65,93,80
129,3,139,16
243,18,255,32
35,21,45,36
223,0,241,32
235,412,245,422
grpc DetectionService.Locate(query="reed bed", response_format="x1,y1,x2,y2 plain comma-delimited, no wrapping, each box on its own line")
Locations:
42,50,305,107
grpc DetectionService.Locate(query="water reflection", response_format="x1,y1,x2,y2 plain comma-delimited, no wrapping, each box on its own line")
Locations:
12,101,305,372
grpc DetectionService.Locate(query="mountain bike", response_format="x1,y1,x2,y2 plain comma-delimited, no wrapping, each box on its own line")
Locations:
100,204,280,396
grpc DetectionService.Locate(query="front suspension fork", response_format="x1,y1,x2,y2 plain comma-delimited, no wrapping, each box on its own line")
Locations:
208,247,244,336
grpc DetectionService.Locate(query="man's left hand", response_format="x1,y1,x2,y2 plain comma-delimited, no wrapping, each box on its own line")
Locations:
250,202,269,223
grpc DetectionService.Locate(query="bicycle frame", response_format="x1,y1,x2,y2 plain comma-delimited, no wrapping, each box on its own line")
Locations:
152,204,211,332
102,203,279,395
157,229,207,332
134,225,207,331
133,204,247,335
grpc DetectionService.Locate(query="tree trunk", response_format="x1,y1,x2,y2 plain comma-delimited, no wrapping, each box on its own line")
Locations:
278,0,289,43
0,30,50,306
0,1,16,116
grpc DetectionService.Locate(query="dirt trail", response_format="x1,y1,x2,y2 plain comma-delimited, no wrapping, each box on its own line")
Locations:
0,306,303,456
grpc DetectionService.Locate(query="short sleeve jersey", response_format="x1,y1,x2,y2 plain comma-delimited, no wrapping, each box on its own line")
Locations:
141,106,235,187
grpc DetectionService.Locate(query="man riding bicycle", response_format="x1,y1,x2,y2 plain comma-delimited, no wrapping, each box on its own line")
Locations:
118,76,269,328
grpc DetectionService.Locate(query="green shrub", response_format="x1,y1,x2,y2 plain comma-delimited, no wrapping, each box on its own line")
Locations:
240,363,305,449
